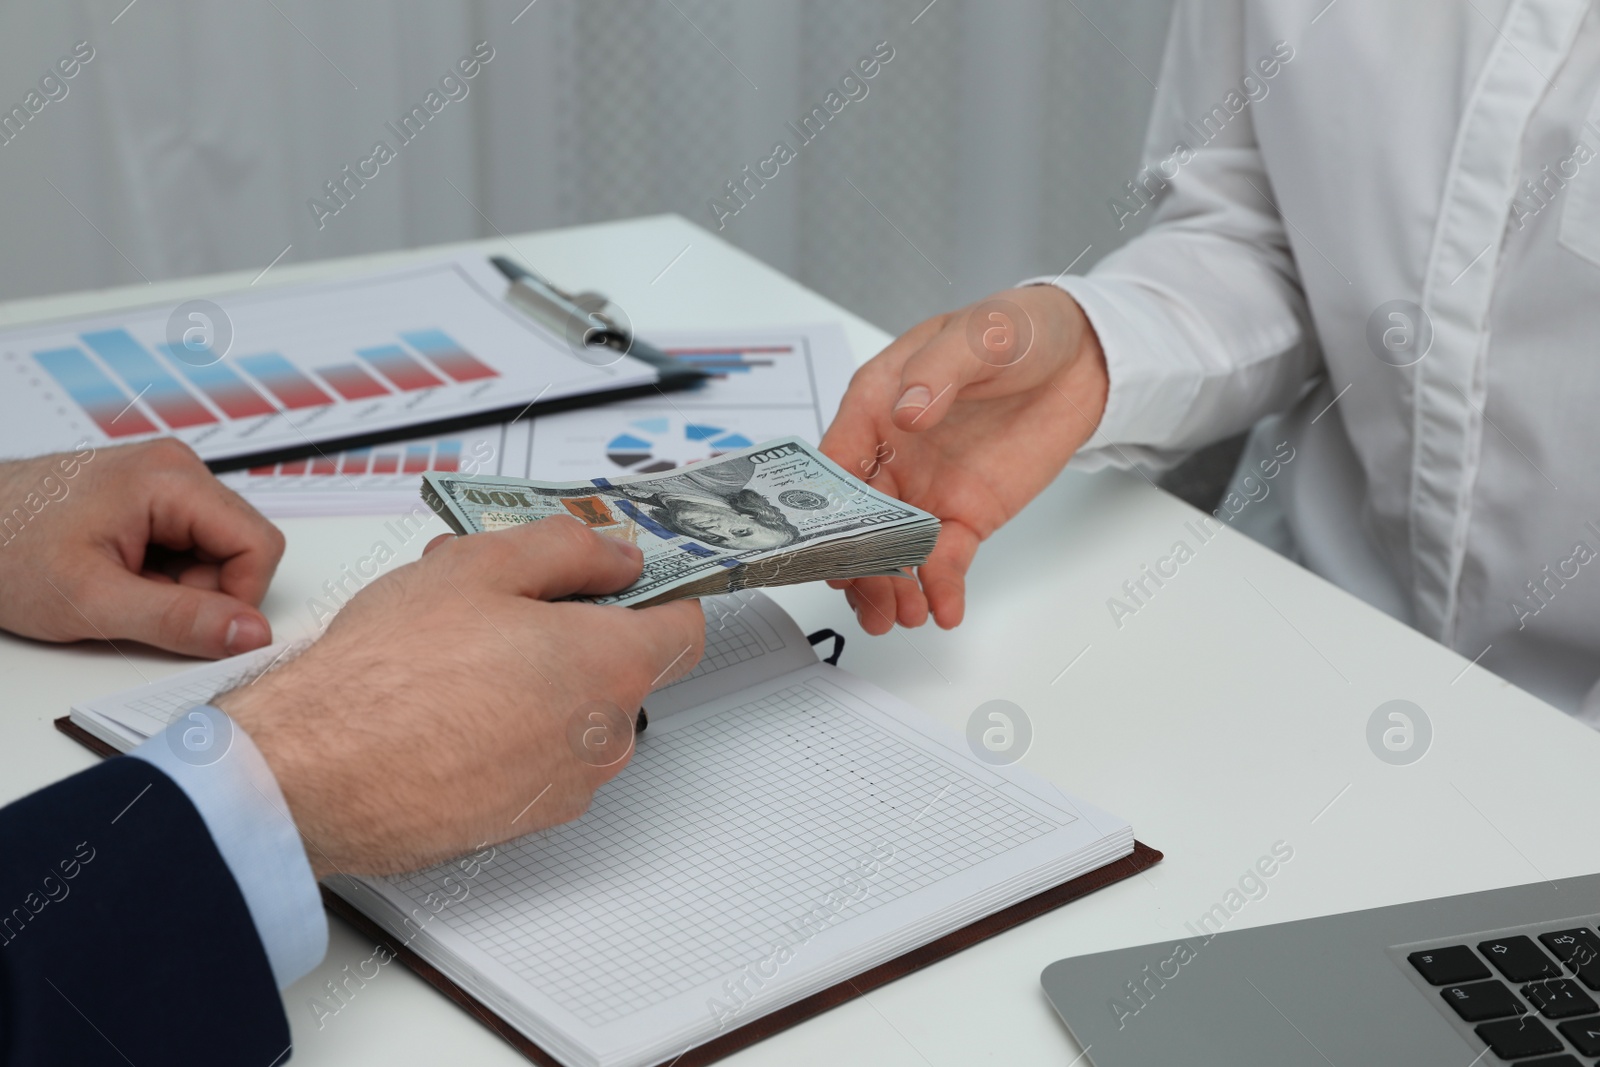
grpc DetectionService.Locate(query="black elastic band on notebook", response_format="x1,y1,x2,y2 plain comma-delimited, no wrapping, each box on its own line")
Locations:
807,629,845,665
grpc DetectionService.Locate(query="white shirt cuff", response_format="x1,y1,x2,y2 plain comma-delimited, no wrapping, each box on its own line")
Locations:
129,705,327,989
1020,272,1204,469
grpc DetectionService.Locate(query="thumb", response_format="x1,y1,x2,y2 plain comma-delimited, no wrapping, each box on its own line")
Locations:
448,515,646,602
891,306,1003,432
83,561,273,658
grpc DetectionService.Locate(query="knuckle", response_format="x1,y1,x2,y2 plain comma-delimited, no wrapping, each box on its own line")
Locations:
140,437,200,471
464,528,517,567
538,513,595,553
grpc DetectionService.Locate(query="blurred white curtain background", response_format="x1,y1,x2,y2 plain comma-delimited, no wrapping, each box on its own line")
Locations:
0,0,1171,335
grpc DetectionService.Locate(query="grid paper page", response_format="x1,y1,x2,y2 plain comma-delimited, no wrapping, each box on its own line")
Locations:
644,592,817,718
657,594,783,692
75,644,287,739
123,670,252,726
383,679,1062,1027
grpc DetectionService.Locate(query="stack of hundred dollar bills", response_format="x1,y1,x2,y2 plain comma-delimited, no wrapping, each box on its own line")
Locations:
421,437,939,607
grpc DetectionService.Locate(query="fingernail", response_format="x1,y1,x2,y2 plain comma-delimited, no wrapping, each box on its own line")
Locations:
893,385,932,413
608,537,643,562
225,614,269,655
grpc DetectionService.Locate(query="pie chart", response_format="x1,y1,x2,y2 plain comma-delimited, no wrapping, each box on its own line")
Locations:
605,417,754,473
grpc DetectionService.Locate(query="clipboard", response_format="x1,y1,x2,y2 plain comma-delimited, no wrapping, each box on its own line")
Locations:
53,714,1162,1067
200,256,706,474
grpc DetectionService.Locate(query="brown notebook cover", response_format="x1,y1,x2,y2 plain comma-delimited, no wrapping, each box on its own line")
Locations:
55,714,1162,1067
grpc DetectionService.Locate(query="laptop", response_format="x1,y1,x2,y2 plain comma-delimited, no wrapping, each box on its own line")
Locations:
1042,875,1600,1065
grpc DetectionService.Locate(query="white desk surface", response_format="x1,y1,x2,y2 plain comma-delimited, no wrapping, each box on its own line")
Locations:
4,214,1598,1066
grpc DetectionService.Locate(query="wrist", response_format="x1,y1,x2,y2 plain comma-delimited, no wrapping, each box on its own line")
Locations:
1067,302,1109,426
128,706,329,986
1031,284,1109,434
213,675,337,880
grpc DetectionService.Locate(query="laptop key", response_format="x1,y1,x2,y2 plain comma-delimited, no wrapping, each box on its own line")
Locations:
1514,1056,1581,1067
1443,980,1524,1022
1556,1014,1600,1056
1540,929,1600,990
1409,945,1491,985
1523,978,1599,1019
1539,929,1600,966
1474,1015,1562,1059
1480,936,1563,982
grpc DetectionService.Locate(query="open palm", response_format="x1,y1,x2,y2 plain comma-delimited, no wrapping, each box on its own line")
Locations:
820,286,1108,634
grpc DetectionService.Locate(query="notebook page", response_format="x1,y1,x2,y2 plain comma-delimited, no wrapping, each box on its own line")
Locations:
643,590,817,718
67,588,804,743
330,663,1130,1067
69,643,291,748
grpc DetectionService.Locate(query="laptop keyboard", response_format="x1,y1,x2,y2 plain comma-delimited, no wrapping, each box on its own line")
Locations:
1403,924,1600,1063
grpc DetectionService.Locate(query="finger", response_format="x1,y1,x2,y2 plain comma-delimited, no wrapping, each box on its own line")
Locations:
919,525,979,629
893,575,929,628
173,561,224,591
139,545,228,591
626,599,706,691
891,309,1008,433
77,559,273,658
448,516,645,601
141,444,286,607
820,315,949,468
848,575,900,636
920,562,966,629
422,533,455,555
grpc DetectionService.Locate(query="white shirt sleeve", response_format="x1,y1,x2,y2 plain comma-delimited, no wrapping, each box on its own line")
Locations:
1026,0,1322,471
128,705,327,989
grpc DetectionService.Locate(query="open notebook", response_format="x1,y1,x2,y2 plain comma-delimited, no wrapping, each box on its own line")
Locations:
63,593,1146,1067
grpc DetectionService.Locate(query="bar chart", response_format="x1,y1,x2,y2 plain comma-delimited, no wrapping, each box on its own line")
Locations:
32,347,160,438
245,437,465,480
159,345,278,419
1,255,656,467
31,326,498,431
81,329,219,429
315,363,389,402
400,329,500,381
220,428,499,517
665,346,789,378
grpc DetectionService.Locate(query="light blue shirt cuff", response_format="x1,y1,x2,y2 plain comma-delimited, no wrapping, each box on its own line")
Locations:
128,705,328,989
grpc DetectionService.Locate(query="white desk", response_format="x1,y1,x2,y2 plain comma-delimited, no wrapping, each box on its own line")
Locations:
4,214,1599,1066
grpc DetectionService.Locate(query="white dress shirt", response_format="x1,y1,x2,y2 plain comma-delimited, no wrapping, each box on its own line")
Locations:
130,709,327,989
1043,0,1600,717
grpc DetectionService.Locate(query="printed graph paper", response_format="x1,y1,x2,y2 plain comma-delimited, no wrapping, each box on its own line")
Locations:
384,680,1062,1027
656,596,781,692
84,645,288,734
121,669,251,726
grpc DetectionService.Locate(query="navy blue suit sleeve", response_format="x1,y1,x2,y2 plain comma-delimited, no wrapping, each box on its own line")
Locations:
0,756,289,1066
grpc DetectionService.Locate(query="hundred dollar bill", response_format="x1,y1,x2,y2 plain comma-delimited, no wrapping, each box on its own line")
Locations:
421,437,939,607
